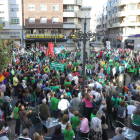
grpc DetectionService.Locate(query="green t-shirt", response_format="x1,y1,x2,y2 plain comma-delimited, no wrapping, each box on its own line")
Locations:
109,59,113,65
0,98,2,108
129,68,134,73
103,64,107,70
90,113,96,124
52,86,60,93
31,92,36,102
64,82,71,87
51,97,59,110
107,67,111,74
14,107,20,119
70,116,81,129
111,97,120,108
31,77,35,83
73,62,79,66
134,68,137,75
132,115,140,125
87,64,92,70
115,63,119,69
63,130,75,140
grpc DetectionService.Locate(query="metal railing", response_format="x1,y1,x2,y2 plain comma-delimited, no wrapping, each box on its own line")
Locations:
63,9,75,12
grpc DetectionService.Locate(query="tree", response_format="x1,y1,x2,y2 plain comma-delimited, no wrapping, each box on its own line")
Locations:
0,23,13,72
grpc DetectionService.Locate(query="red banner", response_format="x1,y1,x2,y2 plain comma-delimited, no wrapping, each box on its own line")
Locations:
49,43,54,56
16,56,20,65
45,48,49,56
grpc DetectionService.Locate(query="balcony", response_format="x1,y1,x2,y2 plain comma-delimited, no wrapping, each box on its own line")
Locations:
108,7,111,11
103,19,107,24
63,22,82,29
116,11,126,17
108,15,111,20
113,2,118,7
107,24,113,28
63,9,81,17
118,0,127,6
63,0,82,6
116,22,140,27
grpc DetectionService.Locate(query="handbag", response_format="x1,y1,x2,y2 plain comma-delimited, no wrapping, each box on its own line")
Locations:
102,115,108,130
10,107,15,118
23,120,32,128
93,120,101,132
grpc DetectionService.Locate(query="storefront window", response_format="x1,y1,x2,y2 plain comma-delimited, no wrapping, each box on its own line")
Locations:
25,29,31,35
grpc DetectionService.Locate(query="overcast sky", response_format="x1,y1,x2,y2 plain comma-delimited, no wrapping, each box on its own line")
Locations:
82,0,107,12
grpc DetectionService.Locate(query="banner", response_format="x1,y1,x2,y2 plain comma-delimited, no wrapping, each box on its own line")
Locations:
45,48,49,56
50,62,65,72
106,41,111,50
49,43,54,56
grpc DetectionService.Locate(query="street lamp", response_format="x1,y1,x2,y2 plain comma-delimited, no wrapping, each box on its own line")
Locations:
69,17,100,97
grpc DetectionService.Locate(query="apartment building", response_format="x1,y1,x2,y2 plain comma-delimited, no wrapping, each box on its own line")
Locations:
0,0,23,47
96,0,140,50
23,0,82,48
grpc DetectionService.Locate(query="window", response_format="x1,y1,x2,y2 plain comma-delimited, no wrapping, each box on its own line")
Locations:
52,5,59,11
130,4,136,10
52,17,58,23
39,29,48,34
0,11,4,13
11,18,20,24
28,5,35,11
40,17,47,23
10,5,19,11
0,17,4,23
40,5,47,11
28,17,35,23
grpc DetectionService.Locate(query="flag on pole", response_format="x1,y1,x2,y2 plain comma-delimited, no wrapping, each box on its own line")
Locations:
37,67,40,73
43,66,50,73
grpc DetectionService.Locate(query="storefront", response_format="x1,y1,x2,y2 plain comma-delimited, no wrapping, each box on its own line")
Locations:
25,34,67,48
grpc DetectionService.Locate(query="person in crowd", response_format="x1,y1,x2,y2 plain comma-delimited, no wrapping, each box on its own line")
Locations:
22,89,31,107
33,132,44,140
90,111,102,140
117,101,126,126
51,125,65,140
70,92,81,111
127,100,137,128
99,100,106,113
59,114,69,131
39,99,50,120
131,109,140,140
78,114,89,138
18,104,32,130
112,127,125,140
13,73,19,96
63,123,75,140
101,108,108,140
0,122,9,137
14,101,21,136
51,93,59,121
18,129,32,140
82,93,93,121
58,95,70,116
70,110,80,140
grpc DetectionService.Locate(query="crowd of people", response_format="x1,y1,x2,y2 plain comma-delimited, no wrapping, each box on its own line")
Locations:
0,46,140,140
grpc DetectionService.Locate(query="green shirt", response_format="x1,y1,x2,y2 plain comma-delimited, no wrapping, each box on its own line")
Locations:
73,62,79,66
64,82,71,87
109,59,113,65
129,68,134,73
51,97,59,110
87,64,92,70
90,114,96,124
63,130,75,140
0,98,2,108
132,115,140,125
70,116,81,129
115,63,119,69
107,67,111,74
111,97,120,108
31,92,36,102
103,64,107,70
52,86,60,93
14,107,20,119
134,68,137,75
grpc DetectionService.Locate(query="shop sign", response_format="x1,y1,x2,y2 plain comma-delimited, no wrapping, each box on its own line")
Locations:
26,34,63,39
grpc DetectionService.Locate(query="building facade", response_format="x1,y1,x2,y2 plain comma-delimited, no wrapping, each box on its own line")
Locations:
0,0,23,48
96,0,140,50
23,0,82,48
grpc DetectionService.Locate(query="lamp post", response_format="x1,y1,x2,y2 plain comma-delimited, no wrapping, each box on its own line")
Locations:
69,16,99,97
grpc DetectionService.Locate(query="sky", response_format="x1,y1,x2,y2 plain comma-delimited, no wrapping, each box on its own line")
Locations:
82,0,107,12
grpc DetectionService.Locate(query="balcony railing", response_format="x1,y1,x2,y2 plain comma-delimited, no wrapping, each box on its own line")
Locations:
63,9,75,12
